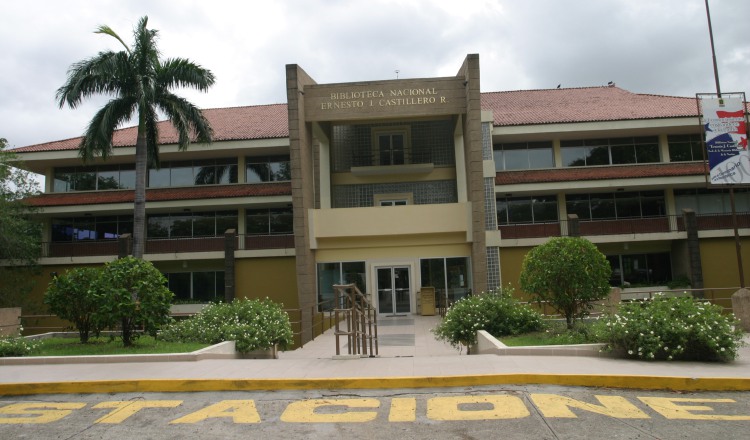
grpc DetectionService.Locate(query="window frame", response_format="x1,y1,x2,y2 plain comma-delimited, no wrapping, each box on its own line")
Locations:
371,126,411,166
493,141,554,171
561,137,660,167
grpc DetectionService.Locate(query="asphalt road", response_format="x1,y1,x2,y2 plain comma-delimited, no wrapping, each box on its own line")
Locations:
2,385,750,439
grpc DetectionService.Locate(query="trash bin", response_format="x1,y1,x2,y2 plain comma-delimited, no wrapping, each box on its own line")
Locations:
420,287,436,316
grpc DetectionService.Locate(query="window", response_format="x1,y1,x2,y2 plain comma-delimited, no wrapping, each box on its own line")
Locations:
53,165,136,192
372,126,410,166
496,195,558,225
245,156,291,183
561,137,659,167
565,191,665,220
668,134,704,162
316,261,366,310
420,257,471,304
607,253,672,286
147,211,238,239
51,216,133,241
148,159,238,187
374,193,413,207
380,200,408,206
166,271,224,302
674,188,750,215
379,133,405,165
246,208,293,235
493,142,554,171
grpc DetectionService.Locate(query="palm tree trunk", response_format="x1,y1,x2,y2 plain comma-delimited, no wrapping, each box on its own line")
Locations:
132,130,148,259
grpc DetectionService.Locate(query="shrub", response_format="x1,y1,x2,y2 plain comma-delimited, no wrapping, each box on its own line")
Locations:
520,237,612,329
600,295,744,362
666,276,691,290
96,257,173,347
0,332,38,357
432,288,544,350
160,298,293,352
44,267,104,343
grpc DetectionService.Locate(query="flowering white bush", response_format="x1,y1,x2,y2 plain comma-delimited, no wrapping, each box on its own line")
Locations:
0,329,38,357
432,288,543,349
600,294,744,362
160,298,293,352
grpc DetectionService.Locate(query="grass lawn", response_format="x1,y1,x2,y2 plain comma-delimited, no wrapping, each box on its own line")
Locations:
28,336,209,357
499,321,607,347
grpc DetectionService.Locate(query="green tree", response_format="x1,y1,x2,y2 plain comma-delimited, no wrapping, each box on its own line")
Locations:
56,16,214,259
0,138,41,310
97,257,173,347
44,267,103,343
519,237,612,329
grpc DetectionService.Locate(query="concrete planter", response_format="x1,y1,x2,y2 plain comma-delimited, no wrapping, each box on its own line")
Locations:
169,304,209,315
472,330,616,358
237,344,278,359
620,287,691,301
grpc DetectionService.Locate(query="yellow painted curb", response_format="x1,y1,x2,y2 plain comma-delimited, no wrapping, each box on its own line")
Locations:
2,374,750,396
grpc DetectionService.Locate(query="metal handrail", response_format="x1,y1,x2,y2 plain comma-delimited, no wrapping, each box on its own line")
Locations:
498,212,750,239
333,283,378,357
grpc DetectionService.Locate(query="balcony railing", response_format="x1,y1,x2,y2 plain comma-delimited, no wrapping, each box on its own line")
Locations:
40,234,295,258
499,212,750,240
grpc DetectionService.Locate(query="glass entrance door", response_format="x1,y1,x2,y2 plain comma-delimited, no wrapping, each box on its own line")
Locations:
377,266,411,316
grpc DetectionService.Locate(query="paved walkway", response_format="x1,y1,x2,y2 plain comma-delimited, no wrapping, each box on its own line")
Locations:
2,315,750,395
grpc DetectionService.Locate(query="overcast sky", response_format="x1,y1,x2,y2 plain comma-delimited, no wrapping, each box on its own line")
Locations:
1,0,748,149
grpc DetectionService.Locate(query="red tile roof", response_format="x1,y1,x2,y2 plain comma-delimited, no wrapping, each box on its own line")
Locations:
26,182,292,207
13,86,722,153
495,162,707,185
482,86,699,127
13,103,289,153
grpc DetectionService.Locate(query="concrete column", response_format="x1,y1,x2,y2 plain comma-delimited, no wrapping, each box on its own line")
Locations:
682,209,704,295
224,229,237,302
731,288,750,331
118,233,132,258
567,214,580,237
287,64,318,344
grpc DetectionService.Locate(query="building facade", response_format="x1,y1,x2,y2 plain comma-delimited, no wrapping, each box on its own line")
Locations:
7,55,749,342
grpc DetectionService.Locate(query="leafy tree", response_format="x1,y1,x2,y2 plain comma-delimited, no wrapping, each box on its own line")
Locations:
44,267,103,343
97,257,173,346
0,138,41,310
56,16,214,258
519,237,612,329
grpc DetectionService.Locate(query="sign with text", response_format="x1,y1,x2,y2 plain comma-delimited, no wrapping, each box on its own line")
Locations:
304,78,467,122
698,93,749,185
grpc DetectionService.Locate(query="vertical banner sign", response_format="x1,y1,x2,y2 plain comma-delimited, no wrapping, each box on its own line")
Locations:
698,94,749,185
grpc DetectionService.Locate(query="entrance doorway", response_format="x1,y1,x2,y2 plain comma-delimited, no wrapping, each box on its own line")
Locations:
376,266,411,316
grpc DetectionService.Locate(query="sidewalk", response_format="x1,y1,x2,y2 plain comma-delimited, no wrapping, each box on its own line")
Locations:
2,315,750,395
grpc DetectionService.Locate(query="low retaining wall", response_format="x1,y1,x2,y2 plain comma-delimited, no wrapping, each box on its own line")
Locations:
0,333,277,365
473,330,616,358
0,307,21,337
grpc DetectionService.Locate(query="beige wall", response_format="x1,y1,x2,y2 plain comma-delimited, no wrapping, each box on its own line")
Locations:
25,263,102,312
235,257,299,309
700,237,750,290
316,242,470,262
498,247,531,299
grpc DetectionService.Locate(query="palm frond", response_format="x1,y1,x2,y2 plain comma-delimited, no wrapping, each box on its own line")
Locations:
78,98,137,162
56,51,133,108
158,58,216,91
95,25,131,54
158,92,213,149
140,106,161,168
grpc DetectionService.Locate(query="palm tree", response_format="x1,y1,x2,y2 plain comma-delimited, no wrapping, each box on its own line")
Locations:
57,16,214,258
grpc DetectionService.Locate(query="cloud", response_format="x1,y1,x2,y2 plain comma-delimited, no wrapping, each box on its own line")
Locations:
1,0,748,149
